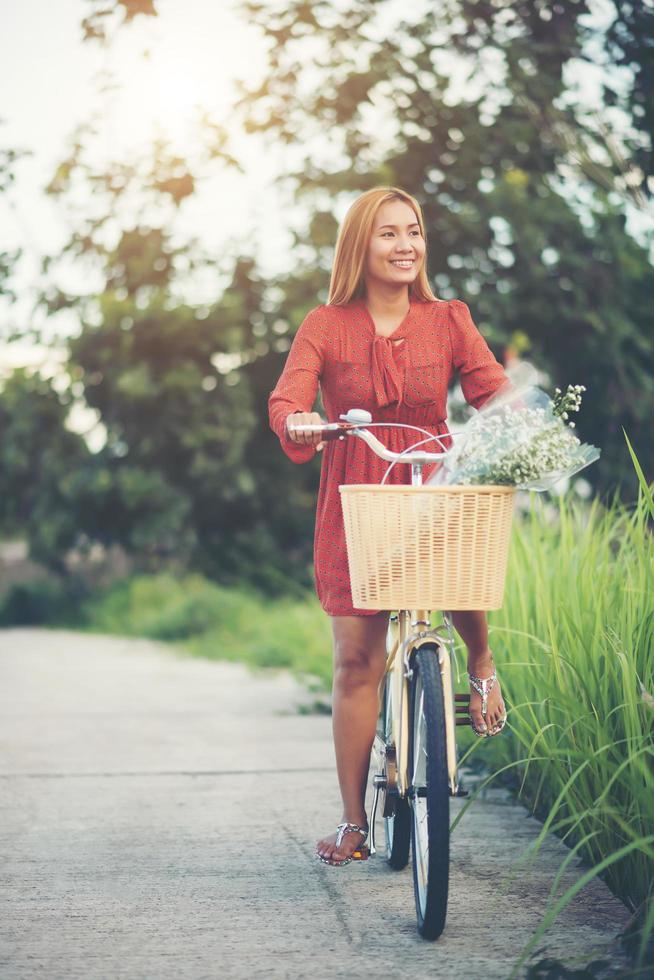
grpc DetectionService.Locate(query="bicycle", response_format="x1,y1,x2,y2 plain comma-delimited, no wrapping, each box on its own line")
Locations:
291,408,516,940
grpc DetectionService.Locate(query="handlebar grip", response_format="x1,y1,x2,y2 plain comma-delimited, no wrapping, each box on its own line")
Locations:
288,422,353,442
321,426,350,442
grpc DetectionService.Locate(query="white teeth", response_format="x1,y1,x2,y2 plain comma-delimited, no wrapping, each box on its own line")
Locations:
391,260,414,267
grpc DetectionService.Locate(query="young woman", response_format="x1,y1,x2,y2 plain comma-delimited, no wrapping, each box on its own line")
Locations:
268,187,509,867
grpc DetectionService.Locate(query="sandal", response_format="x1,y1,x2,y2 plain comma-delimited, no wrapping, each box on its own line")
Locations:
316,823,370,866
468,662,507,738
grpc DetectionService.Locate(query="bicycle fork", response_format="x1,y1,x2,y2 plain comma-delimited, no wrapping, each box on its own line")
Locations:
369,612,469,856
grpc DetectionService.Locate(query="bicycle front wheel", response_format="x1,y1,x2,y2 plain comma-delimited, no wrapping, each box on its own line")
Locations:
408,643,450,940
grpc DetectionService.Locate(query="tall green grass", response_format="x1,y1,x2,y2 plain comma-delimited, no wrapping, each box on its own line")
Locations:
452,449,654,972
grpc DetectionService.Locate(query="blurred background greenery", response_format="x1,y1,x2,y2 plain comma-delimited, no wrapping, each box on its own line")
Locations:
0,0,652,608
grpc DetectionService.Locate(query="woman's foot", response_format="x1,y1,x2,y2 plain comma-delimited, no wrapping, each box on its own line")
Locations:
316,817,369,865
467,649,506,736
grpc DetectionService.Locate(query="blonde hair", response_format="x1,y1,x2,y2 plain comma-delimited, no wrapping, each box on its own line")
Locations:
328,187,437,305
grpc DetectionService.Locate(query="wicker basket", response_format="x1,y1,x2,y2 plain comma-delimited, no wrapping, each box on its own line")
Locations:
339,484,516,611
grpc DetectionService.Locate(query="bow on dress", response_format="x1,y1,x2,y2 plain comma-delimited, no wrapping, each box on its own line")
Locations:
371,335,404,407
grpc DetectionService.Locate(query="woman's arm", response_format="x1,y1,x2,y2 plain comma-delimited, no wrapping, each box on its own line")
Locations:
448,299,511,410
268,308,325,463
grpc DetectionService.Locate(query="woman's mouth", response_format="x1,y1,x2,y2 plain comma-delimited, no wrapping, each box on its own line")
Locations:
390,259,415,269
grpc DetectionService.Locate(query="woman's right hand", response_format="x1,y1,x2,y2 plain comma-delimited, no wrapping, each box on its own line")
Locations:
286,412,326,451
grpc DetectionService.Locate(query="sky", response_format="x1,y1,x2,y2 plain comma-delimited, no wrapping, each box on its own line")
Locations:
0,0,651,377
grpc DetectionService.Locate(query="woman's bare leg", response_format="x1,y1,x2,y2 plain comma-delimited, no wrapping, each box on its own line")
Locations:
450,610,505,733
316,611,389,864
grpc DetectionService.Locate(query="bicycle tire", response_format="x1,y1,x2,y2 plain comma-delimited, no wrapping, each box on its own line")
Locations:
381,674,411,870
408,643,450,940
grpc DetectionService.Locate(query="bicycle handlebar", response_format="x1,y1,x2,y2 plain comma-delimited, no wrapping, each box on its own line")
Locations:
287,409,451,465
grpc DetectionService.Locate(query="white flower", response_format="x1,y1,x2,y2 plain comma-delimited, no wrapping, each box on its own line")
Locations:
435,384,594,488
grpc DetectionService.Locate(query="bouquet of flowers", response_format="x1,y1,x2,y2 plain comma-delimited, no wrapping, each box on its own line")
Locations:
427,382,600,491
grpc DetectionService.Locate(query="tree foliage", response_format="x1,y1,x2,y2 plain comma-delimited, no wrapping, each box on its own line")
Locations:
229,0,654,496
26,125,318,588
0,371,91,570
1,0,652,584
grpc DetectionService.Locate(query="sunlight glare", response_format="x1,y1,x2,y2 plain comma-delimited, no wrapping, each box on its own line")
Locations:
109,45,215,148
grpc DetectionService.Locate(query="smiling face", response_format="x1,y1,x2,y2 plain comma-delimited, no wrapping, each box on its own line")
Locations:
364,198,426,294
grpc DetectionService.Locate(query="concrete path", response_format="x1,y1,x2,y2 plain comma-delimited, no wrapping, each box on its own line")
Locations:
0,629,634,980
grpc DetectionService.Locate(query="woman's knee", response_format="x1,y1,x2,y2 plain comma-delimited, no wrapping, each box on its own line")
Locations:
331,616,387,691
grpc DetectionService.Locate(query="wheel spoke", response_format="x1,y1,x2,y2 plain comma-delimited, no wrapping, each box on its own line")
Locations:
383,672,410,869
412,674,430,906
412,688,425,788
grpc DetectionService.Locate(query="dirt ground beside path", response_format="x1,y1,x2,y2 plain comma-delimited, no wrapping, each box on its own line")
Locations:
0,628,634,980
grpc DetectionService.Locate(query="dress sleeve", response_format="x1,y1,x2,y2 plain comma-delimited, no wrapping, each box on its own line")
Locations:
448,299,510,410
268,308,325,463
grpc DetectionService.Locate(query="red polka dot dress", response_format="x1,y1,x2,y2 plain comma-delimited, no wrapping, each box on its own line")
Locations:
268,297,509,617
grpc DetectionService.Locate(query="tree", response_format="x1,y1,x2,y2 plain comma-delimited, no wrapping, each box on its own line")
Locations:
0,370,91,571
0,141,31,305
1,1,326,588
34,105,322,589
229,0,654,497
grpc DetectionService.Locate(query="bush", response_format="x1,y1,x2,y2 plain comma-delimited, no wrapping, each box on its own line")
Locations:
80,571,333,687
0,578,76,626
81,573,245,639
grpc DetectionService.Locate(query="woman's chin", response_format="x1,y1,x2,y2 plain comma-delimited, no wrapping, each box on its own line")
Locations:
371,269,419,286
